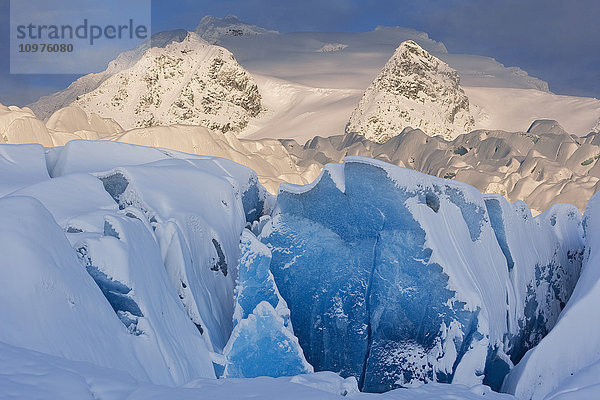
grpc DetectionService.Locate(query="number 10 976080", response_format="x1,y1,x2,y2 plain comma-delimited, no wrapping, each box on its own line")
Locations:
19,43,73,52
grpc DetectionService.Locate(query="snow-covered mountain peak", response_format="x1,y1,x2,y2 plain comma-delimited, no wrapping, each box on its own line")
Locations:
195,15,278,44
107,29,192,73
72,32,263,133
28,29,190,120
346,40,475,142
394,39,447,65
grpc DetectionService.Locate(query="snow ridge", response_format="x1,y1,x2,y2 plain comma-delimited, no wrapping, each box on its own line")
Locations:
28,30,189,120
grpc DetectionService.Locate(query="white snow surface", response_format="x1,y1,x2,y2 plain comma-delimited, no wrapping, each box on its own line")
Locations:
502,191,600,399
0,143,50,196
0,340,515,399
0,195,214,385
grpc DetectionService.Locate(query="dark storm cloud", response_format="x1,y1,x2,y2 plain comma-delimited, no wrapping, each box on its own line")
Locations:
151,0,599,97
417,0,600,97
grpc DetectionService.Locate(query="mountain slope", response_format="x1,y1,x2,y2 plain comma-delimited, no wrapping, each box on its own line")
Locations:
346,40,475,142
28,30,189,120
72,33,263,133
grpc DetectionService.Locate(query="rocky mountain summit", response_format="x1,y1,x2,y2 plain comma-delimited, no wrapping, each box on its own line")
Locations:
72,33,263,133
29,30,189,120
347,40,476,142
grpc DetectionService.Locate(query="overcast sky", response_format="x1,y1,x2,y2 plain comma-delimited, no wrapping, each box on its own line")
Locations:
1,0,599,106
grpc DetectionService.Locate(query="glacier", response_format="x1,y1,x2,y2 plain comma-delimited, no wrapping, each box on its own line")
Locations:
502,191,600,399
259,157,584,392
222,230,312,378
0,140,596,399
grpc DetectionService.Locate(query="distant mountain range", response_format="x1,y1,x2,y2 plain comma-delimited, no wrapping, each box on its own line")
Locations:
7,15,599,213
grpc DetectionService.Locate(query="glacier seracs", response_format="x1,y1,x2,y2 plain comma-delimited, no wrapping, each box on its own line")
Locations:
0,195,214,385
259,157,583,392
0,141,595,397
222,229,312,378
95,158,259,351
502,191,600,399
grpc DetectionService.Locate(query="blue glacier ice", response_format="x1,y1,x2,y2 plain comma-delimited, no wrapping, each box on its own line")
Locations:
232,230,290,326
223,230,311,378
223,301,312,378
259,157,584,392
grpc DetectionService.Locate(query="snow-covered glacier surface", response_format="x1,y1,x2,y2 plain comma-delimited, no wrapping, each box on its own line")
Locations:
0,141,595,399
502,191,600,399
0,141,269,385
260,157,584,392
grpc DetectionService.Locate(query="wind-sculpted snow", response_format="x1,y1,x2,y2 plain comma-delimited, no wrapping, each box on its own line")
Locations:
0,340,518,400
259,157,583,392
73,213,216,381
0,195,217,385
1,171,219,385
45,140,268,224
0,143,50,196
96,159,251,351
